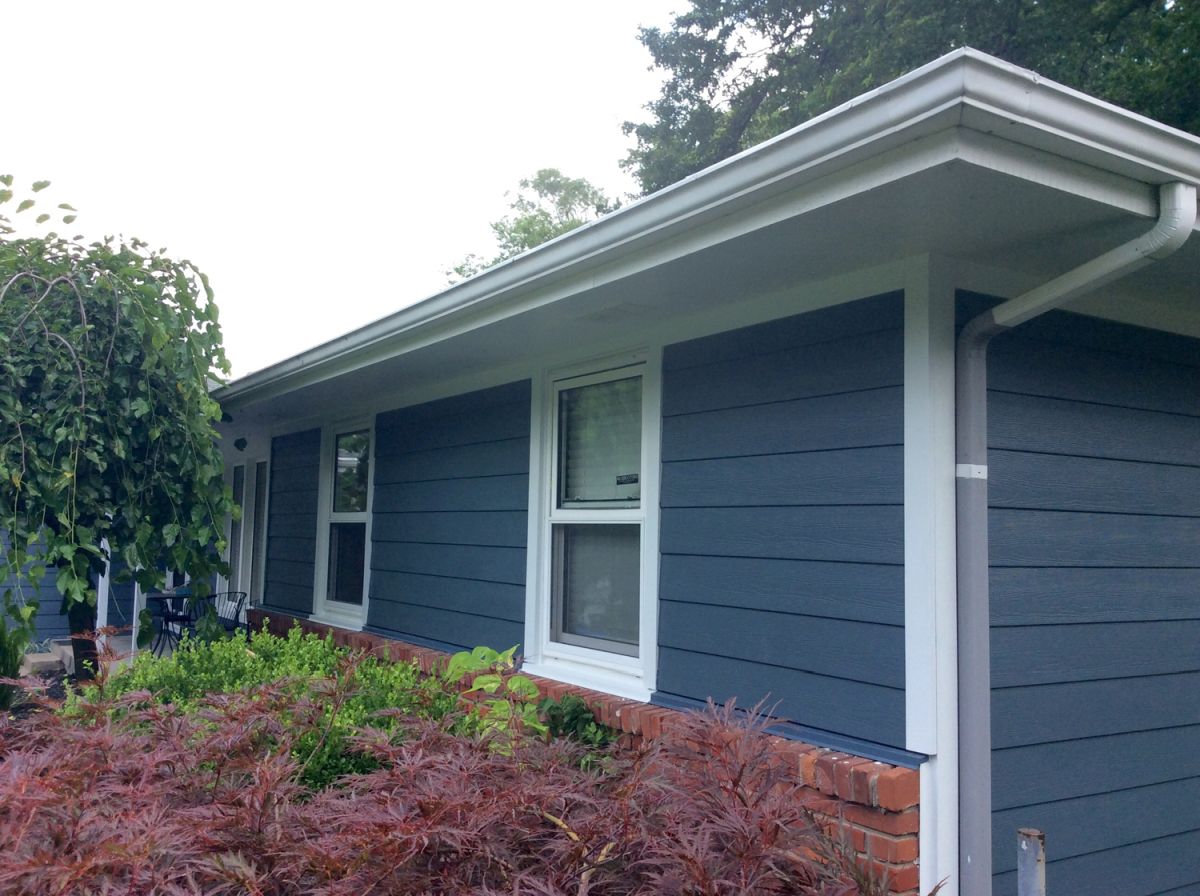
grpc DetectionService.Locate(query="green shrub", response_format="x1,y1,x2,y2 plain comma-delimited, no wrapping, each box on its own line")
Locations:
539,693,617,749
97,624,455,787
0,594,36,710
442,644,546,746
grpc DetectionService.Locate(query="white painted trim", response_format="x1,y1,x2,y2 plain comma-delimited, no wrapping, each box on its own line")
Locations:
523,374,547,667
639,346,663,696
903,255,960,896
130,581,143,657
96,540,111,648
522,658,652,703
249,455,270,608
527,348,662,695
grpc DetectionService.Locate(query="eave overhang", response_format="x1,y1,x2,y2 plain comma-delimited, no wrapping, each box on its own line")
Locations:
215,48,1200,412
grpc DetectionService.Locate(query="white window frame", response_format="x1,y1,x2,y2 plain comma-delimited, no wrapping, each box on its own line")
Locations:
247,456,270,608
221,453,270,606
311,418,375,629
523,348,662,702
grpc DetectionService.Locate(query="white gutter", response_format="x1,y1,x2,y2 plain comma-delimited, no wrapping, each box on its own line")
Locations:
217,49,1200,409
955,181,1197,894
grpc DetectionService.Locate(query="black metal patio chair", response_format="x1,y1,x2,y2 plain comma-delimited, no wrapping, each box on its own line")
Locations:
210,591,248,641
150,590,203,656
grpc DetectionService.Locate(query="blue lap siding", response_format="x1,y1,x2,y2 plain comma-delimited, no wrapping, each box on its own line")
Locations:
967,296,1200,896
657,293,906,749
1,535,68,641
366,380,530,653
263,428,321,616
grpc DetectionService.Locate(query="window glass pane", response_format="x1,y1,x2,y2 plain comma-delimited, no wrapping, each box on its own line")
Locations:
558,376,641,506
333,431,370,513
228,465,245,592
553,524,639,655
327,522,365,605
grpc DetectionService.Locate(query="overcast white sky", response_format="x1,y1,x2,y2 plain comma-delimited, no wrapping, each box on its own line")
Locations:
5,1,681,376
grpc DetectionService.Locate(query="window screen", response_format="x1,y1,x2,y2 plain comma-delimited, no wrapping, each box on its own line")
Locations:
558,376,641,507
553,524,639,654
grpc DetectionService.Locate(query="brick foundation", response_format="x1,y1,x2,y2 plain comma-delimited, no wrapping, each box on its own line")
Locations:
248,609,921,893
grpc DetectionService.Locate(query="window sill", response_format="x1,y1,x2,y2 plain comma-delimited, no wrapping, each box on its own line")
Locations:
309,606,364,631
521,656,651,703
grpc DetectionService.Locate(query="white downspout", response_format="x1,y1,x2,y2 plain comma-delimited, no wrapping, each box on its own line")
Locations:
956,180,1196,894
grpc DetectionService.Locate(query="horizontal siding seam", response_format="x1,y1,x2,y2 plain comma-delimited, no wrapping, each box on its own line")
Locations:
660,644,905,692
370,568,524,587
658,597,905,628
661,550,904,568
663,444,904,463
989,387,1200,421
995,773,1200,816
993,671,1200,692
989,505,1200,521
663,502,904,509
996,328,1200,371
662,384,903,419
992,617,1200,630
373,508,531,516
990,564,1200,570
990,447,1200,472
663,326,904,375
375,437,531,459
992,723,1200,756
373,472,530,485
367,602,522,625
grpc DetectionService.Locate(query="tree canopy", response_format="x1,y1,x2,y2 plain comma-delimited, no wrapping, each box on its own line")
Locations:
624,0,1200,194
0,178,234,620
451,169,619,281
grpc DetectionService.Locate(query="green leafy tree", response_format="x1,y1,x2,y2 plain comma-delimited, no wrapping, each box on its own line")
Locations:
624,0,1200,194
450,169,619,281
0,177,235,670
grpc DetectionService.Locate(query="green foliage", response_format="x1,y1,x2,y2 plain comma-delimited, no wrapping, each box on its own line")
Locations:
449,169,619,280
539,693,618,749
625,0,1200,193
97,625,455,787
0,177,235,623
0,593,37,709
105,624,341,704
443,644,548,745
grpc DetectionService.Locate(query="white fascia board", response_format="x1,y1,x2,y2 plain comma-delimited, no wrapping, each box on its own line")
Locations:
215,48,1200,410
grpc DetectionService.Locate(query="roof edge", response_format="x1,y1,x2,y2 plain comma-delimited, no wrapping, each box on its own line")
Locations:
217,48,1200,408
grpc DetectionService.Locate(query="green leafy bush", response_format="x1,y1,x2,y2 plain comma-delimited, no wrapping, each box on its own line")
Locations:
539,693,618,749
105,624,345,705
96,624,455,787
0,594,36,709
443,644,547,746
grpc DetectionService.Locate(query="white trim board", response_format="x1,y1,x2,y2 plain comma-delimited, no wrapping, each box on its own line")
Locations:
903,255,960,896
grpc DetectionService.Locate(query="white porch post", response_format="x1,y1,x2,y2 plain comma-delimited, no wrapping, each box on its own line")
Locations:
904,255,960,896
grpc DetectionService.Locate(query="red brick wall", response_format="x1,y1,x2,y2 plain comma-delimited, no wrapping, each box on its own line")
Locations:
248,609,921,893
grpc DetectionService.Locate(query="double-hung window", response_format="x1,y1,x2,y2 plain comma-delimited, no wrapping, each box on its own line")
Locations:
532,356,659,699
315,425,372,624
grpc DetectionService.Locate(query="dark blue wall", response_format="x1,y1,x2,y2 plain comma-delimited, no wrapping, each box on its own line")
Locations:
0,535,67,642
1,541,142,643
967,296,1200,896
263,428,321,617
366,380,530,652
657,293,906,749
